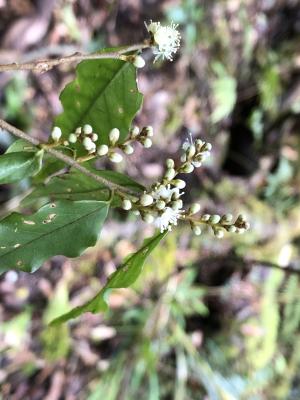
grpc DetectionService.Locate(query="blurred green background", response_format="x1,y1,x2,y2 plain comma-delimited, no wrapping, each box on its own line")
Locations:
1,0,300,399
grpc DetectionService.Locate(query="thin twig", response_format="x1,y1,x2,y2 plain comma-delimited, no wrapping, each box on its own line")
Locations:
0,43,149,73
0,118,138,196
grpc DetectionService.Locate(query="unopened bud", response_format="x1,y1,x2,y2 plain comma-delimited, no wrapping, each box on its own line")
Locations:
75,127,82,135
130,126,140,138
83,137,94,150
172,200,183,210
182,163,194,173
203,142,212,152
133,55,146,68
166,159,175,169
215,228,224,239
172,179,186,189
201,214,210,222
51,126,62,141
109,128,120,144
165,168,176,181
144,126,154,137
227,225,237,233
210,215,221,224
122,199,132,210
140,193,154,207
222,214,233,223
83,124,93,134
143,213,154,223
91,133,98,142
187,144,196,159
97,144,109,156
109,151,123,163
156,200,166,210
68,133,77,143
142,138,152,148
192,226,202,236
123,144,134,155
189,203,201,215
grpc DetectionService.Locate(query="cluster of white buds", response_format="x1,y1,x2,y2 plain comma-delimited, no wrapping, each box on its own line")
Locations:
187,206,250,238
50,124,155,163
146,21,181,62
128,125,153,148
120,135,250,237
180,135,212,173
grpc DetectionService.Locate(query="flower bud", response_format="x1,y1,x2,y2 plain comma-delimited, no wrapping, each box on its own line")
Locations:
91,133,98,142
122,199,132,210
83,137,94,150
140,193,154,207
187,144,196,159
133,55,146,68
109,151,123,163
51,126,62,142
221,214,233,223
180,154,187,163
164,168,176,181
83,124,93,134
171,199,183,210
189,203,201,215
156,200,166,210
68,133,77,143
109,128,120,144
144,126,154,137
182,163,194,173
244,222,250,230
201,214,210,222
88,143,96,153
192,226,202,236
143,213,154,223
75,127,82,135
210,214,221,224
203,142,212,152
227,225,237,233
172,179,186,189
63,140,69,146
193,161,202,168
142,138,152,148
97,144,109,156
130,126,140,138
133,210,140,216
123,144,134,155
195,139,203,150
215,228,224,239
166,159,175,169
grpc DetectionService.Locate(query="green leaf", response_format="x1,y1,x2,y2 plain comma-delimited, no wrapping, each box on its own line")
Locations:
23,168,144,206
0,150,44,184
0,200,109,274
5,139,36,154
55,59,143,145
50,231,167,325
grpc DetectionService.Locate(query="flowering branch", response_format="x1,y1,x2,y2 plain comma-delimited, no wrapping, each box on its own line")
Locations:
0,118,138,196
0,43,150,73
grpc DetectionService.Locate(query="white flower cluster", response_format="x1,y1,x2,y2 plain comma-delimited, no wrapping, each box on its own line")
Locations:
146,21,181,62
121,134,213,233
51,124,154,163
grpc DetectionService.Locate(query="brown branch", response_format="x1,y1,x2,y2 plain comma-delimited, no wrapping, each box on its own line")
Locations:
0,43,149,73
0,118,138,196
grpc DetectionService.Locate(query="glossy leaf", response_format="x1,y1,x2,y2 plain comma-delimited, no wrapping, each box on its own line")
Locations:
50,231,167,325
0,150,43,184
0,200,109,274
23,168,144,206
55,59,143,146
